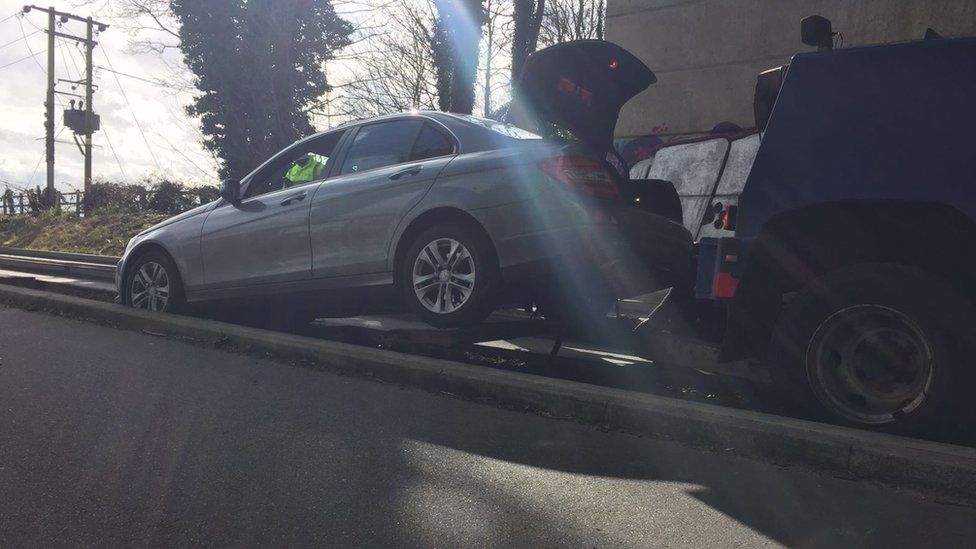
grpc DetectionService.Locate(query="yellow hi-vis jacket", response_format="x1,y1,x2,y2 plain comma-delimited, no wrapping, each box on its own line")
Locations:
285,155,327,187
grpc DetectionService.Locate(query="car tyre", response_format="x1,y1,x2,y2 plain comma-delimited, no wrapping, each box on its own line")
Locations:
124,250,185,313
767,263,971,435
400,223,497,328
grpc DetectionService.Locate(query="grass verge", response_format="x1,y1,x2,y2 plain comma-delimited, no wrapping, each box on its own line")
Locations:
0,209,166,256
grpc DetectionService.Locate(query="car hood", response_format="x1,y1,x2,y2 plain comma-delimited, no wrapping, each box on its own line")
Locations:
513,40,656,154
136,202,213,237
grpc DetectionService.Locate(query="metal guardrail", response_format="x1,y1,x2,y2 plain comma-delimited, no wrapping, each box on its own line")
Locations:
0,247,118,281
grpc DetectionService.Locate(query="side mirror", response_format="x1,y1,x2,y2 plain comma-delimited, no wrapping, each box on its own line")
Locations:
220,178,241,204
801,15,834,51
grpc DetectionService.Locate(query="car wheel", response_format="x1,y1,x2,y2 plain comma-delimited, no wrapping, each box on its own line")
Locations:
124,250,185,313
400,223,497,328
768,263,971,435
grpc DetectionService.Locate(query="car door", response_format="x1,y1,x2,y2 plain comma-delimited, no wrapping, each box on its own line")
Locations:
309,118,457,278
199,130,345,289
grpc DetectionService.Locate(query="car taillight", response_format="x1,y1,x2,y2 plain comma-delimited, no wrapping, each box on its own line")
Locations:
539,156,621,199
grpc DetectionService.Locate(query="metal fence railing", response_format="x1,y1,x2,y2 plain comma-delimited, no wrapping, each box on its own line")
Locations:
0,191,85,216
0,189,213,217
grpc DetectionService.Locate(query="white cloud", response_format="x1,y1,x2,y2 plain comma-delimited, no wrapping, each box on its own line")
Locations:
1,0,493,193
0,0,219,191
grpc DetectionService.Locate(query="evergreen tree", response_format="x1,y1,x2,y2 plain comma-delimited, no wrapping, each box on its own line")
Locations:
171,0,352,178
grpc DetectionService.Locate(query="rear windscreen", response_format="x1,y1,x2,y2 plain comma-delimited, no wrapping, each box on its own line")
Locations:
456,115,543,140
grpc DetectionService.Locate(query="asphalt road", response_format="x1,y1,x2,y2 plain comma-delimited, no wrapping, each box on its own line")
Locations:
1,306,975,548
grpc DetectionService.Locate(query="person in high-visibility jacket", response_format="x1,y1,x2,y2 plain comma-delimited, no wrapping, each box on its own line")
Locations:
284,153,328,188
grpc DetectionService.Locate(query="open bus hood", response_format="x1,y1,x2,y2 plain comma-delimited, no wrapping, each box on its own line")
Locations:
514,40,656,154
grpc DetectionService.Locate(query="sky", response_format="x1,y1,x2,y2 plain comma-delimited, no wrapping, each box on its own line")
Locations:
0,0,220,192
0,0,493,194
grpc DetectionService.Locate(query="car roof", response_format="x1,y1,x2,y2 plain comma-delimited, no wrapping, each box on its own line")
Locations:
299,110,510,153
331,110,461,129
241,110,542,187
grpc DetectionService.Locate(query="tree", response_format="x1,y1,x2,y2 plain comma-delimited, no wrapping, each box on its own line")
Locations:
79,0,196,94
480,0,513,116
511,0,545,80
432,0,486,114
170,0,352,179
539,0,605,45
81,0,180,54
324,2,440,121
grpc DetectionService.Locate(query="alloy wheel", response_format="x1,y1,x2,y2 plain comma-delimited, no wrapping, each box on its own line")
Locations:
412,238,476,314
130,261,171,312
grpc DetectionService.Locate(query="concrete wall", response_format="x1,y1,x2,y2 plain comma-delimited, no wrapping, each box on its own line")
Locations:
606,0,976,138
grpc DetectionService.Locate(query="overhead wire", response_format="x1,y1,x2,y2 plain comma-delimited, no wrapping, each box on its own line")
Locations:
154,131,215,180
55,37,128,184
0,11,21,25
17,13,69,189
169,96,221,168
57,37,76,84
99,126,129,184
17,14,71,113
5,13,87,190
26,150,45,187
59,34,135,184
0,28,40,51
98,43,162,171
20,13,44,32
66,20,218,182
16,16,46,74
0,49,46,70
8,12,200,184
94,65,182,90
88,41,216,180
24,117,67,188
61,38,88,97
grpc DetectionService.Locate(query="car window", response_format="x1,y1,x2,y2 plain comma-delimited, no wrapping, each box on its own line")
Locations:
340,120,423,175
245,131,343,199
411,123,455,161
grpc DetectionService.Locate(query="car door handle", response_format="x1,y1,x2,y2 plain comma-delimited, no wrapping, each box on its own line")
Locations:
389,166,422,180
280,192,307,206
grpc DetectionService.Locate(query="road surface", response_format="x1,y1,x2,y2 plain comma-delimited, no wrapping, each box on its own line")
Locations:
1,305,974,548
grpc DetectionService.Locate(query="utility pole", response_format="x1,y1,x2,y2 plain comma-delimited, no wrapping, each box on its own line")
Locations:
84,17,94,192
45,6,54,200
22,5,108,199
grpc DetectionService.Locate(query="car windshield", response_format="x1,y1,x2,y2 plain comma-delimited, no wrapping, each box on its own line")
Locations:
455,114,544,140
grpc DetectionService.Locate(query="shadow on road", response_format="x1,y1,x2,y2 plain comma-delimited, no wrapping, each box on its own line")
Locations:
2,305,974,547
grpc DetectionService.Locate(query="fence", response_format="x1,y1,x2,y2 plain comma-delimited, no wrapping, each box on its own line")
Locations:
1,191,85,216
0,189,213,217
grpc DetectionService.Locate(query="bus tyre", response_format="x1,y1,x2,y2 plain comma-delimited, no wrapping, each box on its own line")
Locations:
767,263,971,436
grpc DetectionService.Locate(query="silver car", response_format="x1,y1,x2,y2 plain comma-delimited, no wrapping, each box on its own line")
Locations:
118,43,692,328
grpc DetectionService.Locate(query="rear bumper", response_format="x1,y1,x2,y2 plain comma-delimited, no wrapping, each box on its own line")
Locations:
614,207,695,288
499,209,693,300
694,237,752,300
